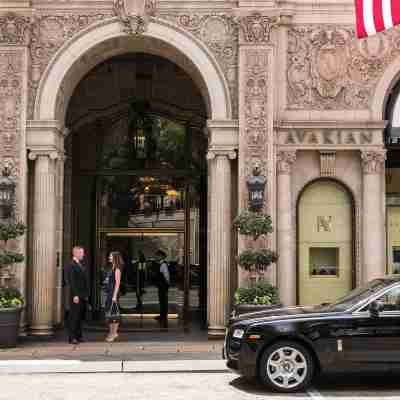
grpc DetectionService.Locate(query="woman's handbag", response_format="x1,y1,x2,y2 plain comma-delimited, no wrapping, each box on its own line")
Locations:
106,301,121,323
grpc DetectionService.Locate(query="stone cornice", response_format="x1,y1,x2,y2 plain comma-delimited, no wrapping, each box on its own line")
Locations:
26,120,65,154
275,120,388,130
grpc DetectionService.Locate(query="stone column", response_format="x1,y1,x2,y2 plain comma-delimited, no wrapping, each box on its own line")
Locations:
361,150,386,283
277,151,297,306
28,151,59,335
207,149,236,338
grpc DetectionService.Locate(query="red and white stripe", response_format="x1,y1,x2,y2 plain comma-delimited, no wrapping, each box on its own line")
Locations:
355,0,400,38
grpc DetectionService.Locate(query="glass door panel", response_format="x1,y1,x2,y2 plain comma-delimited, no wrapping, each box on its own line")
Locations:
97,175,187,229
99,231,186,328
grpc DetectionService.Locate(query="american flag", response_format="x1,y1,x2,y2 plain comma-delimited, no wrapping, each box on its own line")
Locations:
355,0,400,38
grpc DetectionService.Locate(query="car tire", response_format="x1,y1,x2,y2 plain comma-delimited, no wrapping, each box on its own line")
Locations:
258,340,315,393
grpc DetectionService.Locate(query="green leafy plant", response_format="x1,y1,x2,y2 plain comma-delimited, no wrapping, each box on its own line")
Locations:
0,287,23,309
234,280,280,306
233,211,273,241
238,248,278,271
233,208,279,305
0,221,26,310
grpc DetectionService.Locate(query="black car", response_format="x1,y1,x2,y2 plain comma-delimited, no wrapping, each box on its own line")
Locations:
224,276,400,393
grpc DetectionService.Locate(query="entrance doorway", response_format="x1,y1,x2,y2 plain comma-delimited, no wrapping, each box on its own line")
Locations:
64,53,208,331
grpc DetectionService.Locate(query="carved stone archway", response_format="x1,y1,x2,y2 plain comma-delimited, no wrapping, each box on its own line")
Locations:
33,17,232,123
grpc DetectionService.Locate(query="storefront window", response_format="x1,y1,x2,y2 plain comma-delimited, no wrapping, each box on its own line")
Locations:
310,247,339,277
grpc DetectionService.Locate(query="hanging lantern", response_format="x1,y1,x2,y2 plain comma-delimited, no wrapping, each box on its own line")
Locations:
247,167,266,211
0,166,15,221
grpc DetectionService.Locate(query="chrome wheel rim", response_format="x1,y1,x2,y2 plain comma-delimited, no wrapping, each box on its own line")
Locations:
266,346,308,389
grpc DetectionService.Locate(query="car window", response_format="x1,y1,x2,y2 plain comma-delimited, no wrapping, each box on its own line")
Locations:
360,286,400,312
322,279,390,312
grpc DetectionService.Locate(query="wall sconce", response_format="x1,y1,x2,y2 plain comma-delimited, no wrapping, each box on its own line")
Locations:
0,166,15,222
247,167,266,211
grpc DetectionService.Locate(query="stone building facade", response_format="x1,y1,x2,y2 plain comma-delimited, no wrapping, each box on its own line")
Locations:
0,0,398,338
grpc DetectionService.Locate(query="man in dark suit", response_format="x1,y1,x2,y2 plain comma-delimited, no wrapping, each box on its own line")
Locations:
65,246,89,344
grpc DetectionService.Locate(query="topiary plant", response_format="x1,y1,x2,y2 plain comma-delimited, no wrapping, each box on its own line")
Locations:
0,221,26,309
234,280,280,306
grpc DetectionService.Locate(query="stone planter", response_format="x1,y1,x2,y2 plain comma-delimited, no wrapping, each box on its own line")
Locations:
233,303,282,317
0,307,22,348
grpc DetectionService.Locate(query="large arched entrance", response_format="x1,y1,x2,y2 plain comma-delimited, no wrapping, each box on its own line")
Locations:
27,18,237,337
66,52,208,330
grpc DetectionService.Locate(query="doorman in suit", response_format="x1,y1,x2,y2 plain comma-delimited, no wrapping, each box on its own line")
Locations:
65,246,89,344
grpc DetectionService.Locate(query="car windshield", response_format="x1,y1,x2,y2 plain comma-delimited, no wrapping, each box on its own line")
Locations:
317,279,394,312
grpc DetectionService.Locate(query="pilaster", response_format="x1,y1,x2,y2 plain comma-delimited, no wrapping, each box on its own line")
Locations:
276,150,296,306
237,9,278,284
0,9,33,334
361,150,386,283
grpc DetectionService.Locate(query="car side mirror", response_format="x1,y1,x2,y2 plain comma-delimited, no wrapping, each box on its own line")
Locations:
369,300,384,317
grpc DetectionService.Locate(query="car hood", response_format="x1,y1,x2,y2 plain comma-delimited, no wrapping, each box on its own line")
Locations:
232,305,342,326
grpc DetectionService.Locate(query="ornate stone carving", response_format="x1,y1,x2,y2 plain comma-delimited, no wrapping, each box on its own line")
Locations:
277,151,297,175
361,150,386,174
238,12,279,44
0,12,32,45
166,13,238,117
113,0,156,35
0,50,23,179
243,51,269,155
28,12,113,119
320,151,336,176
287,26,400,110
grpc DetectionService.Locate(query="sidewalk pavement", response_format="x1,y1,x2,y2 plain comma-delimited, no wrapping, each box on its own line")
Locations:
0,329,226,374
0,360,229,375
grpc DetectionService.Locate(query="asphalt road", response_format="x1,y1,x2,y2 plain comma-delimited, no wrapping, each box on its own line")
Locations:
2,371,400,400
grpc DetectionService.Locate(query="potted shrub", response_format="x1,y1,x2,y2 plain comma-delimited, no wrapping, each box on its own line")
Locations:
233,211,281,316
234,280,280,315
0,221,26,348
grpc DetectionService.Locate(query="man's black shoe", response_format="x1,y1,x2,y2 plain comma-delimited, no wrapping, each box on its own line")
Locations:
77,337,85,343
69,339,79,345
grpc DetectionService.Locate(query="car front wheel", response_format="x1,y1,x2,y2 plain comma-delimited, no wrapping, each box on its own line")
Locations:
259,341,315,393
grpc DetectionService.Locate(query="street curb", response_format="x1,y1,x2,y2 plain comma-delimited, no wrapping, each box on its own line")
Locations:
0,360,229,375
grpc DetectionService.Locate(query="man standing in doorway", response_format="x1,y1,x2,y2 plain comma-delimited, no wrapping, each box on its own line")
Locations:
66,246,89,344
155,250,170,329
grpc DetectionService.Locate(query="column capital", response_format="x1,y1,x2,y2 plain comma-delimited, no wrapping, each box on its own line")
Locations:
361,150,386,175
28,149,64,161
207,148,237,161
234,10,293,45
277,150,296,175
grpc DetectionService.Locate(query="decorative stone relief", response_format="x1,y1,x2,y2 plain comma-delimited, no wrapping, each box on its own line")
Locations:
114,0,156,35
0,49,24,216
243,51,269,178
165,13,239,117
277,150,296,175
28,12,113,119
361,150,386,174
238,12,280,44
0,12,32,45
287,26,400,110
320,151,336,177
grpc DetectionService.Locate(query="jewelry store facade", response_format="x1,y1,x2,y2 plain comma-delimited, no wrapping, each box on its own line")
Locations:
0,0,399,338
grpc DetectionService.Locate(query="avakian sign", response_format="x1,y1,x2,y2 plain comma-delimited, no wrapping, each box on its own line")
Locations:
279,129,382,147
